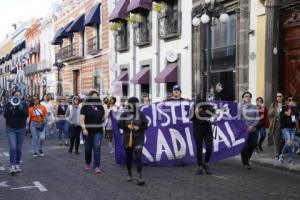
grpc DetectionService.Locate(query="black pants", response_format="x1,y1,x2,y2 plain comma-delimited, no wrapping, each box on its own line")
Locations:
69,125,81,152
193,124,213,167
125,146,143,175
241,131,258,165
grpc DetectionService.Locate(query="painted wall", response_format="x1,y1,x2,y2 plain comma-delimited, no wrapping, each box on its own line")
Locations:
248,0,266,102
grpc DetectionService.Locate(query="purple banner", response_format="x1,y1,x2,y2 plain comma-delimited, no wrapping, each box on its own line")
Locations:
112,101,248,166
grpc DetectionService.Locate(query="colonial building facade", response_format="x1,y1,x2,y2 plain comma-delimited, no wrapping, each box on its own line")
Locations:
51,0,110,97
109,0,193,103
192,0,250,101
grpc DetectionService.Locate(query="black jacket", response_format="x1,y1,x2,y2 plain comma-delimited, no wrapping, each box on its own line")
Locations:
118,111,148,147
4,102,28,129
280,106,298,129
190,102,215,127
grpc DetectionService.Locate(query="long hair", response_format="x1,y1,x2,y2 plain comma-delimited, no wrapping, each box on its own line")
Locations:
128,97,139,116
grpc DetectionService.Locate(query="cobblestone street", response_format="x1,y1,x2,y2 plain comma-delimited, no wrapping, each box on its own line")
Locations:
1,116,300,200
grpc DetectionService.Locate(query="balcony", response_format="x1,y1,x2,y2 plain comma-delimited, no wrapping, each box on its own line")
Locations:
133,21,151,46
37,60,52,72
55,42,83,62
87,36,101,55
24,63,38,76
116,25,129,52
158,11,181,39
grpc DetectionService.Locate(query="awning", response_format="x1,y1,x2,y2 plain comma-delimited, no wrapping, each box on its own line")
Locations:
51,27,64,45
59,21,74,38
155,63,177,83
85,3,101,26
131,67,149,84
127,0,152,13
115,70,128,82
109,0,130,22
67,14,85,32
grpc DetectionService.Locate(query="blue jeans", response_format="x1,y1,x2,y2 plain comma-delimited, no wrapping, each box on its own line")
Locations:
257,127,267,147
84,133,103,168
31,122,46,153
6,127,26,165
281,128,296,161
57,120,69,141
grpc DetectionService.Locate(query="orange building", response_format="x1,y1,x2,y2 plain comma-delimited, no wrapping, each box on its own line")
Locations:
52,0,110,97
24,19,42,97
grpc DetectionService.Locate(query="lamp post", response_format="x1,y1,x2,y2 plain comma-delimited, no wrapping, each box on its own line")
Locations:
192,0,229,100
53,59,65,97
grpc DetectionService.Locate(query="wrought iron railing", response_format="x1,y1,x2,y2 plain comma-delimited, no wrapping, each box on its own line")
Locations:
159,11,182,39
116,24,129,51
55,42,83,61
133,20,151,46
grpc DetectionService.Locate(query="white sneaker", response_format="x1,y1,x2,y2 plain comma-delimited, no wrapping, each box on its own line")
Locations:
278,155,284,164
8,166,16,175
15,165,22,173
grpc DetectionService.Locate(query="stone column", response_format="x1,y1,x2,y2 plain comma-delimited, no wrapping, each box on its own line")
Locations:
265,0,280,106
235,0,250,101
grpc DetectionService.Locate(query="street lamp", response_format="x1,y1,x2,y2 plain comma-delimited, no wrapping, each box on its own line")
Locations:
53,59,65,97
192,0,229,101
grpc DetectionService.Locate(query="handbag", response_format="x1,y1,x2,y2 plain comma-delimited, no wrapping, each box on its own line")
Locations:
34,107,45,131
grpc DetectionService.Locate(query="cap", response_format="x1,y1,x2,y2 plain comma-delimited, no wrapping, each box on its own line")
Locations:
172,85,181,92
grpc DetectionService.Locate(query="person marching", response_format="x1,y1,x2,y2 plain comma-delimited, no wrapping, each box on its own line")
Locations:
278,96,299,165
239,92,259,169
41,94,55,139
55,96,69,146
118,97,148,186
105,96,118,154
190,94,215,175
256,97,269,152
66,96,81,154
28,96,48,157
4,90,28,175
80,90,105,174
269,92,285,160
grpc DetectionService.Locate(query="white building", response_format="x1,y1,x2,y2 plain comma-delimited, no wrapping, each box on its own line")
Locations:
40,15,56,95
11,21,30,95
109,0,193,103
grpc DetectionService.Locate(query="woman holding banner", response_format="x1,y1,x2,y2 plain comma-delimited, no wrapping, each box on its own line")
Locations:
118,97,148,186
191,94,215,175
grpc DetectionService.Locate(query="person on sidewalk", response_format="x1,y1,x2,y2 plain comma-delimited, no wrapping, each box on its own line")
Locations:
118,97,148,186
269,93,285,160
167,85,185,101
190,94,215,175
239,92,259,169
256,97,270,152
55,96,69,146
4,90,28,175
278,96,299,165
28,96,48,157
80,90,105,174
66,96,81,154
105,96,118,154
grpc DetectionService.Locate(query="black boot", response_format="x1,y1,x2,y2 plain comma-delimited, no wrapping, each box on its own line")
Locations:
127,170,133,182
203,163,212,175
136,172,145,186
195,167,204,175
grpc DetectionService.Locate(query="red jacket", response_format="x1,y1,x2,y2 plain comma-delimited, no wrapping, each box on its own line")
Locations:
257,106,270,128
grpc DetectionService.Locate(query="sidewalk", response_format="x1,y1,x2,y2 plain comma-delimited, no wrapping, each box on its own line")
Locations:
250,145,300,174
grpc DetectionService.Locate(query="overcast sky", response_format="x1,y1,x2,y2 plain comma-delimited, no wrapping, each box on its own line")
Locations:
0,0,54,43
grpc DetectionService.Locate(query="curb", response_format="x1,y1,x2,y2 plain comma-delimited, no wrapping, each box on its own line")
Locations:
250,159,300,175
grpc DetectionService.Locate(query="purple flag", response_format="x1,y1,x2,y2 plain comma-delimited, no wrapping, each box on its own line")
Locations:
112,101,248,166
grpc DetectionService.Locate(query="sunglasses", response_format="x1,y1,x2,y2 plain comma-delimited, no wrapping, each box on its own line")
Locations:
288,99,293,102
243,95,251,98
277,96,282,98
